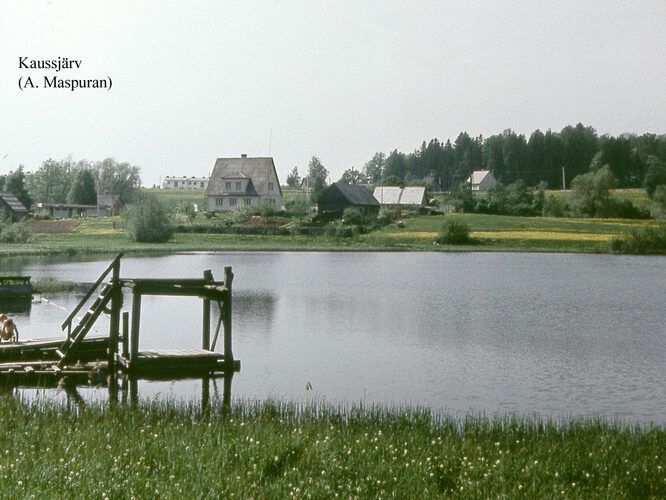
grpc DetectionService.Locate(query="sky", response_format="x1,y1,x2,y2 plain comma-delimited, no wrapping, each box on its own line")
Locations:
1,0,665,187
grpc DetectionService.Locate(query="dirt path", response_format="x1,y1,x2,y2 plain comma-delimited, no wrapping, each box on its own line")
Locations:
27,219,84,234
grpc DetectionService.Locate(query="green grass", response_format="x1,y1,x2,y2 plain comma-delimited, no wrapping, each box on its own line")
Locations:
0,399,662,498
31,278,81,293
1,213,661,256
141,188,207,212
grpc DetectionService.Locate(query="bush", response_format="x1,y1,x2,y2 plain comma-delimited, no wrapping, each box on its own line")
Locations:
229,205,253,225
285,197,309,217
609,226,666,254
436,219,471,244
258,201,277,217
341,208,365,226
0,221,32,243
126,196,173,242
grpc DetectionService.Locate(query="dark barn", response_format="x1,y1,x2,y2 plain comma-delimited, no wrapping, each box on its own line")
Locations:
317,183,380,216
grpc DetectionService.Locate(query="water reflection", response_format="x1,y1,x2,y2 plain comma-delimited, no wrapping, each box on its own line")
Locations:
2,372,235,409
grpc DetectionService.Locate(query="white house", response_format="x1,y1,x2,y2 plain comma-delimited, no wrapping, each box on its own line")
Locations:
163,176,209,190
205,155,282,212
466,170,497,191
372,186,427,206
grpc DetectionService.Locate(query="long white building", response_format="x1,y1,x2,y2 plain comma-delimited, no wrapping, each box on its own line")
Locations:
162,176,209,190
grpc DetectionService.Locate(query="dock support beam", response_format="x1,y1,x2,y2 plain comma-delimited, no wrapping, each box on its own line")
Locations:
108,258,121,370
202,270,213,350
223,266,234,370
130,290,141,364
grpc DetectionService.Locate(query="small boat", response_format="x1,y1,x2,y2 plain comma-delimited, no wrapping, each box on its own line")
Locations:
0,276,33,301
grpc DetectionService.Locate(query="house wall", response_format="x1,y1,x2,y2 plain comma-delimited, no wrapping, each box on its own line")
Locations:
163,177,209,190
206,175,281,212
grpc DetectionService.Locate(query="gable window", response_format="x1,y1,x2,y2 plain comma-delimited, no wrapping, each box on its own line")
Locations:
229,198,237,206
235,181,242,190
268,182,274,191
244,198,252,206
225,182,231,190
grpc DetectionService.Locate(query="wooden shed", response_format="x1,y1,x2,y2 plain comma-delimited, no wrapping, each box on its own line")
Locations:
317,183,380,216
0,192,28,222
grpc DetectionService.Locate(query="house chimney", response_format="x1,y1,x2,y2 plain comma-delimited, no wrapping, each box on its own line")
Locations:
241,153,247,158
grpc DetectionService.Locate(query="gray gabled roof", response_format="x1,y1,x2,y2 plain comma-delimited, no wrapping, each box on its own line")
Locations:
372,186,402,204
206,157,282,197
0,192,28,213
332,183,380,206
373,186,426,205
97,193,123,209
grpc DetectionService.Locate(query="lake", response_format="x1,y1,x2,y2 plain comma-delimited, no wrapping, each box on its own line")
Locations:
2,252,665,424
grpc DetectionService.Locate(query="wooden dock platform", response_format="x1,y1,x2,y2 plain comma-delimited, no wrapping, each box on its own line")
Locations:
0,254,240,387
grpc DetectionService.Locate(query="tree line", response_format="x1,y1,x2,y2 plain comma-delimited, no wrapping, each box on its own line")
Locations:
0,157,141,211
286,124,666,192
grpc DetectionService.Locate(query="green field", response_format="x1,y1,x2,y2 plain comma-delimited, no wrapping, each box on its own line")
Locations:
0,400,662,498
1,211,661,257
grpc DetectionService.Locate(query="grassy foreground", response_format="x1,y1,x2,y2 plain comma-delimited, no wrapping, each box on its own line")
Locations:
0,400,662,498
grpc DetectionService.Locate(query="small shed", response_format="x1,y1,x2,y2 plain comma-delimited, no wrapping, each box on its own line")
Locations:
317,183,380,216
0,192,28,222
97,194,125,216
466,170,497,191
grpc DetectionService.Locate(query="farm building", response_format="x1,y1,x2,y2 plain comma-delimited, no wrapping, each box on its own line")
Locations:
97,194,125,216
373,186,427,207
205,155,282,212
162,176,209,190
0,192,28,222
37,203,99,218
466,170,497,191
317,183,380,216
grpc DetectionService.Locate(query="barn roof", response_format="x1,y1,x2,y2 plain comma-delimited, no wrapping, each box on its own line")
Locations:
206,157,282,197
372,186,402,204
333,183,380,206
97,193,123,208
0,192,28,213
373,186,426,205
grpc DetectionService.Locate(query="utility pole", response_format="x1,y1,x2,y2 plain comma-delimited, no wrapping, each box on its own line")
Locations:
562,166,566,191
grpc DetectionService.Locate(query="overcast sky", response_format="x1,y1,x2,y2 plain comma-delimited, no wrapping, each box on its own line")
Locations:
1,0,665,186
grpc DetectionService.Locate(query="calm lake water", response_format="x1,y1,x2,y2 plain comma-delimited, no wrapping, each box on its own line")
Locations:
2,252,665,424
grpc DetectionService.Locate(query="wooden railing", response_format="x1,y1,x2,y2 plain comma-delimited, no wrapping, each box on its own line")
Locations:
61,253,122,339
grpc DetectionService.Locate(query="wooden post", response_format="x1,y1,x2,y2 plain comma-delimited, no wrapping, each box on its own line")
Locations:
130,289,141,365
223,266,234,369
122,312,129,359
202,376,210,410
108,258,121,368
202,270,213,350
223,372,233,409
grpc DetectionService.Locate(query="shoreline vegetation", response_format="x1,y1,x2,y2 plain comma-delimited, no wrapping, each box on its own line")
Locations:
1,188,663,257
0,399,662,498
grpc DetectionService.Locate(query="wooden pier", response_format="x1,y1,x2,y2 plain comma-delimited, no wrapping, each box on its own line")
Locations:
0,254,240,394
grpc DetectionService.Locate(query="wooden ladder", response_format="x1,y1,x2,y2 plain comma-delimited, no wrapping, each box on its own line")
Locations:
54,283,113,369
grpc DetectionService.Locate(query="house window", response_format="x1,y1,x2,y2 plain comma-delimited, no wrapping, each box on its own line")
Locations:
216,198,223,206
244,198,252,206
235,181,242,190
268,182,274,191
201,182,205,187
225,182,231,190
229,198,237,206
174,181,178,187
